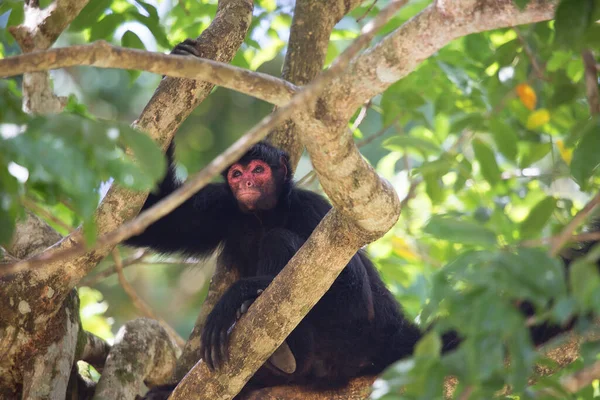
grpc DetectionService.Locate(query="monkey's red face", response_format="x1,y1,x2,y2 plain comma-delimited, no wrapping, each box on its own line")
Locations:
227,160,278,212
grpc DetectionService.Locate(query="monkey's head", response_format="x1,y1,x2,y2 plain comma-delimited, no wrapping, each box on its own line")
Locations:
224,142,292,213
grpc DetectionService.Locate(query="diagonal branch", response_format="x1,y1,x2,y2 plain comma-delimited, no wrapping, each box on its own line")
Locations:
9,0,91,52
0,43,297,106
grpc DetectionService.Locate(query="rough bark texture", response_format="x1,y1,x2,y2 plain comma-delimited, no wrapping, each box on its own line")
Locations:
239,376,376,400
92,319,180,400
8,212,62,259
267,0,363,168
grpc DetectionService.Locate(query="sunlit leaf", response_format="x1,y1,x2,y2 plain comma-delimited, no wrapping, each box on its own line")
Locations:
473,139,501,187
525,109,550,130
520,196,557,239
424,215,497,246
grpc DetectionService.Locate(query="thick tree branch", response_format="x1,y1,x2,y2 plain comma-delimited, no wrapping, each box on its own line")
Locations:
0,42,297,106
0,1,252,396
267,0,363,166
23,0,253,292
79,331,110,371
171,211,363,400
9,0,91,52
561,360,600,393
92,319,180,400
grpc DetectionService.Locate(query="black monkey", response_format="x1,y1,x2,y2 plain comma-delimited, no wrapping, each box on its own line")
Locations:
127,141,440,393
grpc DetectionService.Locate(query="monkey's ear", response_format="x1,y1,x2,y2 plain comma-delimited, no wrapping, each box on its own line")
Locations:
279,156,288,180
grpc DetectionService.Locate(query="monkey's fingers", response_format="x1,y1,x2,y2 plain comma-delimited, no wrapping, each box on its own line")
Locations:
171,39,200,57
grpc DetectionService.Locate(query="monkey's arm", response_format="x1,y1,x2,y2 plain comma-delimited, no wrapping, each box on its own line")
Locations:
125,146,236,257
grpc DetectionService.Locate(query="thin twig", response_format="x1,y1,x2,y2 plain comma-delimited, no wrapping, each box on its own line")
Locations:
79,249,148,286
22,198,73,233
549,193,600,257
112,248,186,348
0,0,410,278
560,360,600,393
356,0,379,22
514,27,546,80
582,50,600,115
520,231,600,249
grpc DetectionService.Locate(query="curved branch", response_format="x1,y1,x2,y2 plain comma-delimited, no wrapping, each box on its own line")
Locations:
0,42,297,106
267,0,363,166
322,0,557,121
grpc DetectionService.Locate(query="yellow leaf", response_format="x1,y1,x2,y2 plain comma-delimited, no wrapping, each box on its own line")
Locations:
526,109,550,130
556,139,573,165
516,83,537,111
391,237,420,262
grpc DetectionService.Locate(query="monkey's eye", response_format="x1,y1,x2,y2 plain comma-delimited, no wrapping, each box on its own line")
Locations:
231,170,242,178
252,166,264,174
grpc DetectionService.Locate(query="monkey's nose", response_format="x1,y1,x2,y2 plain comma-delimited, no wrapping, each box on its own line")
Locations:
246,181,253,187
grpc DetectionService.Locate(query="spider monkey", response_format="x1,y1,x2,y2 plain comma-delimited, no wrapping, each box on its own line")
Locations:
127,141,427,386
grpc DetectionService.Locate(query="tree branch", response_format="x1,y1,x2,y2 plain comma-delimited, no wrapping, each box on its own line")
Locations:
560,360,600,393
267,0,363,166
0,42,297,107
549,193,600,257
582,50,600,115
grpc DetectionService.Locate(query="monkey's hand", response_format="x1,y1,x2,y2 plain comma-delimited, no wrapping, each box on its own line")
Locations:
171,38,201,57
200,279,270,369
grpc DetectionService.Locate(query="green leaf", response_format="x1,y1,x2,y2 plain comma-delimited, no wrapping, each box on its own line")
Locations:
424,215,497,246
554,0,595,49
569,259,600,312
489,119,518,161
549,83,579,109
121,30,145,50
90,13,126,41
473,139,501,187
415,331,441,359
512,0,530,9
424,172,445,205
69,0,113,31
383,135,440,154
519,196,557,239
571,118,600,188
519,142,552,168
119,126,166,185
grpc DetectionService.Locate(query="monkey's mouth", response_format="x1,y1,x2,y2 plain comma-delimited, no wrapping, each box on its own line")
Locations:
237,190,261,201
